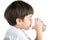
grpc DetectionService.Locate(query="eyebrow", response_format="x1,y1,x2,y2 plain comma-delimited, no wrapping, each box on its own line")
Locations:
30,15,32,17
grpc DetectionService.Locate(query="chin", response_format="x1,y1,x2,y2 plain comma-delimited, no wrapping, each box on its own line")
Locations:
24,26,30,30
25,27,30,30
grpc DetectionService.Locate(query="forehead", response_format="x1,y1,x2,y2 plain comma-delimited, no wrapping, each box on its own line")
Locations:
25,14,33,18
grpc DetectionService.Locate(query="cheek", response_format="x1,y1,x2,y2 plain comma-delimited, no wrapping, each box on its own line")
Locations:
24,20,31,26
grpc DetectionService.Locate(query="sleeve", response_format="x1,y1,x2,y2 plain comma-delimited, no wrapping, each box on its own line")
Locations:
4,35,19,40
23,29,36,40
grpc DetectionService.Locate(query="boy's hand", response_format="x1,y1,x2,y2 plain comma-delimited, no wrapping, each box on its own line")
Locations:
32,18,43,40
32,18,43,31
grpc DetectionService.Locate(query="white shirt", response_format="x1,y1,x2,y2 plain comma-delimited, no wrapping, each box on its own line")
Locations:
4,26,36,40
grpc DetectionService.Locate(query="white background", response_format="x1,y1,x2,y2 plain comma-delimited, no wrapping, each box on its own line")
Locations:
0,0,60,40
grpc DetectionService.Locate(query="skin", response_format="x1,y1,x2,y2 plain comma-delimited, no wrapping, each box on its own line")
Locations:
33,18,42,40
14,14,42,40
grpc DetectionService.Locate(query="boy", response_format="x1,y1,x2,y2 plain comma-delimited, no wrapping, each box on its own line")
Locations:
4,1,42,40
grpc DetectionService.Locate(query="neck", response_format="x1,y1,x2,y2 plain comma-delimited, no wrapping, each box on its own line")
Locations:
14,24,23,29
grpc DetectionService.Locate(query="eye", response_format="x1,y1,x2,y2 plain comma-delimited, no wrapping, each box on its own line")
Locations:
29,18,32,20
29,19,31,20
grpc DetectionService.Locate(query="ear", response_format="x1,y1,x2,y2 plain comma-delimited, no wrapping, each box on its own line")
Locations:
16,18,23,24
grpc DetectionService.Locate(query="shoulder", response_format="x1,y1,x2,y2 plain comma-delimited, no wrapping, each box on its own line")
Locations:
5,27,18,37
4,27,29,40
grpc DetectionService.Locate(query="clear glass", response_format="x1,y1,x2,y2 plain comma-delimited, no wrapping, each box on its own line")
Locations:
42,23,47,32
32,18,47,32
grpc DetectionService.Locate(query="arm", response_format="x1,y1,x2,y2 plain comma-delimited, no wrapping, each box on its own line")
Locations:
35,29,42,40
32,18,42,40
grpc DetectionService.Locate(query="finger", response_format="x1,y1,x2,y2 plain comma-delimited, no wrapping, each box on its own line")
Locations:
35,18,37,22
38,18,43,22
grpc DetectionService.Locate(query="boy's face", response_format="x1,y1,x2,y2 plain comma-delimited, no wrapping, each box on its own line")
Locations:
17,14,33,30
22,14,32,30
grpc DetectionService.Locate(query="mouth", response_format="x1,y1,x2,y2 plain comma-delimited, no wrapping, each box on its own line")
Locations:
29,25,31,27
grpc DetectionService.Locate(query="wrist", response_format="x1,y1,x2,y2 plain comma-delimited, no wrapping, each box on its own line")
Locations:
35,28,42,32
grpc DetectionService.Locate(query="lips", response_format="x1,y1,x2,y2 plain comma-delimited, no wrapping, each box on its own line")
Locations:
29,25,31,27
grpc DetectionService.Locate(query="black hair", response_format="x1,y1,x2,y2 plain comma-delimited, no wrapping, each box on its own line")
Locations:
4,1,33,26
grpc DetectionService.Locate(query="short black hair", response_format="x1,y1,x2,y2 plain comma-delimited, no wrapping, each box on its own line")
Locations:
4,1,33,26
